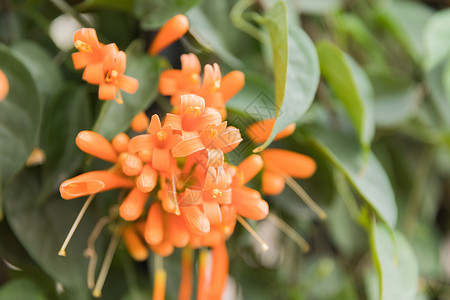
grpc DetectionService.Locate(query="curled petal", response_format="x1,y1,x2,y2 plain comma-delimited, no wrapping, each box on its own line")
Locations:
128,134,153,154
122,153,144,176
262,149,316,178
262,170,285,195
149,14,189,55
73,28,101,51
163,113,182,131
122,226,148,261
99,84,116,100
60,171,133,199
76,130,118,163
203,202,222,225
136,164,158,193
232,186,268,220
82,62,103,84
180,94,205,116
120,188,148,221
117,74,139,94
180,188,203,206
236,154,263,185
180,205,210,236
171,136,205,157
218,126,242,153
145,202,164,245
195,108,222,130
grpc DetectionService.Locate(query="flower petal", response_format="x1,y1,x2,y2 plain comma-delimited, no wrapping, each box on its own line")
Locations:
128,134,153,154
261,149,316,178
152,148,171,171
180,205,210,236
149,14,189,55
120,188,148,221
136,164,158,193
118,74,139,94
171,136,205,158
219,70,245,102
167,213,190,248
76,130,118,163
236,154,263,185
99,84,116,100
262,170,285,195
232,186,268,220
144,201,164,245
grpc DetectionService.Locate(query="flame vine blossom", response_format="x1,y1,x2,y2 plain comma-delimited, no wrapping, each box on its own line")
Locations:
58,15,322,300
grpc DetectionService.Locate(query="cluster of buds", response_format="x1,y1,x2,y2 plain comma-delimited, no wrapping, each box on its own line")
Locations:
59,14,321,300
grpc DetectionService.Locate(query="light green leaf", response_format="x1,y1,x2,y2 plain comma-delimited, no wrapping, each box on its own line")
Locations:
0,278,46,300
40,84,91,201
375,0,432,63
135,0,200,29
187,4,245,68
11,41,62,98
255,1,320,152
316,41,375,155
425,63,450,128
92,54,163,140
304,127,397,228
370,222,419,300
4,170,94,300
0,46,43,210
296,0,343,15
423,8,450,70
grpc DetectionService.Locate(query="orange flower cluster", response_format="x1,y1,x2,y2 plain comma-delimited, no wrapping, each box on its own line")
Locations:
61,14,318,300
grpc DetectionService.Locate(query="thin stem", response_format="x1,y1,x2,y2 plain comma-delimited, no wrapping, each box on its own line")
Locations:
333,171,361,222
236,215,269,251
84,216,110,289
59,194,96,256
49,0,92,28
230,0,269,45
267,213,310,253
282,174,327,220
92,228,122,298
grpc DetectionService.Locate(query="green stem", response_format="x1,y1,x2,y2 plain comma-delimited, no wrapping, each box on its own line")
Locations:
334,171,361,223
230,0,269,45
49,0,93,28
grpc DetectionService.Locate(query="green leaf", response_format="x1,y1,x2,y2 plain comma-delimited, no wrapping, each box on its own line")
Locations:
255,1,320,152
423,8,450,70
304,127,397,228
40,84,91,201
425,63,450,128
375,0,433,63
92,54,163,140
187,4,245,68
136,0,200,29
316,41,375,155
10,41,62,98
370,221,419,300
4,170,94,299
0,46,43,210
297,0,342,15
77,0,134,13
0,278,46,300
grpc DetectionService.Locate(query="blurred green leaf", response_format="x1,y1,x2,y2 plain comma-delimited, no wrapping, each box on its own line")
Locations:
77,0,134,13
0,278,46,300
4,170,96,300
255,1,319,152
297,0,342,15
11,41,62,98
316,41,375,156
304,127,397,228
40,84,91,201
423,8,450,70
425,63,450,128
136,0,200,29
375,0,432,63
370,222,419,300
0,46,43,211
92,54,163,140
188,4,245,68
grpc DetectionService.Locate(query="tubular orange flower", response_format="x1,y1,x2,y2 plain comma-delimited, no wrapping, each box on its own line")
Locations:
60,171,134,200
150,240,174,257
76,130,118,163
261,149,316,179
262,170,285,195
131,111,150,132
136,164,158,193
0,69,9,101
122,153,144,176
247,119,296,144
149,14,189,55
145,202,164,245
119,188,148,221
128,114,182,171
218,70,245,103
178,247,194,300
166,213,190,248
83,50,139,102
180,204,210,236
207,239,228,299
112,133,129,153
122,225,148,261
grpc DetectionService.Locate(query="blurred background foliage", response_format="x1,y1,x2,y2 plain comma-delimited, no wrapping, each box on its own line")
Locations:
0,0,449,299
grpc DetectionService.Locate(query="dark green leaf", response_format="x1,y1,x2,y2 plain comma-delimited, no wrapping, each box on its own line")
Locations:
0,46,43,209
423,8,450,70
255,1,320,152
316,41,375,155
4,170,94,299
304,127,397,228
92,54,163,140
40,84,91,201
136,0,200,29
77,0,134,13
370,222,419,300
11,41,62,98
0,278,46,300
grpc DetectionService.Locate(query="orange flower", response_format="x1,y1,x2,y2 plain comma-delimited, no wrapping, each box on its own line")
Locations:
130,111,150,132
149,14,190,55
83,50,139,101
122,225,148,261
128,114,182,171
261,149,316,195
0,69,9,101
247,119,296,144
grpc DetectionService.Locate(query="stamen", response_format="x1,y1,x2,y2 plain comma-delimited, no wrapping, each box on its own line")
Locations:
58,193,96,256
157,130,168,141
236,215,269,251
74,40,92,53
84,216,110,289
171,177,180,216
211,188,222,198
184,106,202,117
92,228,122,298
115,90,124,104
208,128,218,138
282,174,327,220
267,213,309,252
